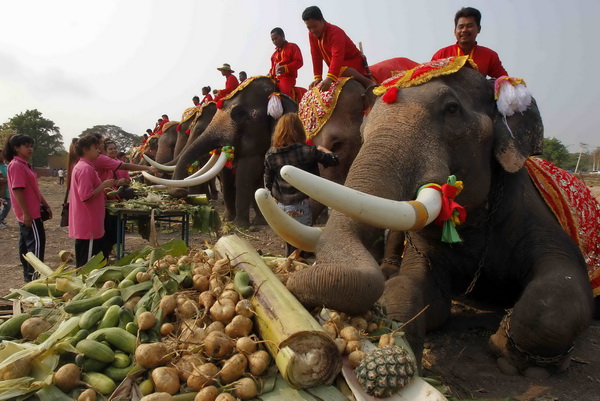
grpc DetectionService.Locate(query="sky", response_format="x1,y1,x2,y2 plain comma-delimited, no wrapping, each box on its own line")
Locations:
1,0,599,154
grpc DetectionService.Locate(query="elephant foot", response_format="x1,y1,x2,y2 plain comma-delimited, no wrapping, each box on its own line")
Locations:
223,210,236,222
251,215,267,226
231,217,251,228
489,311,572,377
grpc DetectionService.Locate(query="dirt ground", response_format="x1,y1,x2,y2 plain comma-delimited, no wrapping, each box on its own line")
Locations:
1,176,599,401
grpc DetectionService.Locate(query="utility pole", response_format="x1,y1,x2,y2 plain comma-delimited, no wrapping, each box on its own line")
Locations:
574,143,588,174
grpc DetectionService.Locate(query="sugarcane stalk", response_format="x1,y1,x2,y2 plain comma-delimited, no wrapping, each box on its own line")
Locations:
214,235,342,389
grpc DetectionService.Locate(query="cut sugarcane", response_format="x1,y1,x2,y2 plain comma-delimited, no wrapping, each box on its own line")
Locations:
214,235,342,389
23,253,54,277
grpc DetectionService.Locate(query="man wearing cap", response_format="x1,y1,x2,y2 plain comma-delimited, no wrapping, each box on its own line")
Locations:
302,6,373,92
431,7,507,78
215,63,240,101
269,27,303,99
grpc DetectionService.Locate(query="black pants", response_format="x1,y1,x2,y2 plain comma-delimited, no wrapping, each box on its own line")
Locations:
100,213,118,260
75,238,103,267
18,218,46,282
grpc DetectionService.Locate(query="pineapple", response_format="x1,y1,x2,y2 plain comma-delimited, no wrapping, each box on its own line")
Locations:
355,345,416,398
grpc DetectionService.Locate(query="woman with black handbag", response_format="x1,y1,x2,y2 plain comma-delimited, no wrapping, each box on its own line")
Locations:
3,134,51,282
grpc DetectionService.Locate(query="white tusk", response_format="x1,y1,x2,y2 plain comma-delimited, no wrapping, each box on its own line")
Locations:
254,189,321,252
142,152,227,187
184,152,219,180
143,154,176,171
280,165,442,231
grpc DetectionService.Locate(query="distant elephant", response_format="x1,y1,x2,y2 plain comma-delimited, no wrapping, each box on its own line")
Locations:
145,77,298,226
281,59,597,376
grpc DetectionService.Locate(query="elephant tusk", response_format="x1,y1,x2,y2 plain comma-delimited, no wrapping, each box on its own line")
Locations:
143,154,176,171
280,165,442,231
142,152,227,187
184,152,219,180
254,188,322,252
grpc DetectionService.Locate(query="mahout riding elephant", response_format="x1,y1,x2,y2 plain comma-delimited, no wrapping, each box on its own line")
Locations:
277,58,597,376
145,77,298,226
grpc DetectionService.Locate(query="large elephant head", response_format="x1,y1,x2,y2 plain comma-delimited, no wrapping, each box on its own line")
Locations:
285,61,543,315
146,76,297,225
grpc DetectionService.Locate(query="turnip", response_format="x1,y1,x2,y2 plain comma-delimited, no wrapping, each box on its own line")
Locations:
345,340,362,354
321,322,337,340
334,338,347,355
212,257,230,275
21,317,50,340
151,366,180,395
137,311,157,331
209,299,235,323
180,325,206,345
187,362,219,390
173,354,204,382
340,326,359,342
136,271,151,283
123,295,141,310
160,295,177,316
218,353,247,384
203,331,234,359
194,385,219,401
161,323,175,336
215,393,236,401
234,299,254,319
219,289,239,305
350,316,368,332
101,281,116,289
140,392,174,401
193,274,210,291
199,291,216,310
225,315,253,338
348,350,367,368
247,350,270,376
177,299,198,318
53,363,81,392
135,343,171,369
205,321,225,334
77,388,97,401
235,336,257,354
233,377,259,400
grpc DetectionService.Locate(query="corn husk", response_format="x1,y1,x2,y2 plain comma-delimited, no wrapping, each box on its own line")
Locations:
214,235,342,389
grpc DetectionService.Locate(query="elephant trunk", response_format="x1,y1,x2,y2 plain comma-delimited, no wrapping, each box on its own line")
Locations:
172,129,225,180
287,129,428,314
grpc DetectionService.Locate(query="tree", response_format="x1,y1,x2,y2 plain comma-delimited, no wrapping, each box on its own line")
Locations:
80,125,142,153
1,109,64,167
540,137,570,169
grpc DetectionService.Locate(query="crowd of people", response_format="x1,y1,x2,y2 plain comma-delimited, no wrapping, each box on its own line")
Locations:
1,133,159,282
0,5,508,278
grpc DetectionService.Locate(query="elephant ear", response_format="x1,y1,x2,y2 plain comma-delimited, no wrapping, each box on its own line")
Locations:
493,91,544,173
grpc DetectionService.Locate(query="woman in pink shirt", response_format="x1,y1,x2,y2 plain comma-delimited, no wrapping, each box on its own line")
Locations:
3,134,52,282
69,135,115,267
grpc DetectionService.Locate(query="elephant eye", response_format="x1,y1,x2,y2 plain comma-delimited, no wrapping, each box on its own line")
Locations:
444,102,460,115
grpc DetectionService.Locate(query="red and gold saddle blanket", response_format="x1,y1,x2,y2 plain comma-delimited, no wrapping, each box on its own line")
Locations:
526,156,600,296
298,77,352,140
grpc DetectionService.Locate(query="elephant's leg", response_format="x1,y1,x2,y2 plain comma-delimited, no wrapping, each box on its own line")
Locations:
381,252,452,370
220,169,236,222
381,230,405,279
232,156,264,227
208,178,219,201
489,256,594,375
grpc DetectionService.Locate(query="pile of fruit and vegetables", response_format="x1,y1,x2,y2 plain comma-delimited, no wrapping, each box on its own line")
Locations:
106,183,220,234
0,236,447,401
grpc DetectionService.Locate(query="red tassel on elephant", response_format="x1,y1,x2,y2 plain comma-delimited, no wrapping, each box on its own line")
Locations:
382,87,398,104
176,124,181,132
217,99,224,109
185,129,191,134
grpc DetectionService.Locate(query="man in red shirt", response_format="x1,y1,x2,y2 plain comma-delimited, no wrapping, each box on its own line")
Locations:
215,63,240,101
431,7,508,78
302,6,373,92
269,27,304,100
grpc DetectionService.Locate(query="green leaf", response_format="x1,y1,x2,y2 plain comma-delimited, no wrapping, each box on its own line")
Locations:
80,252,106,275
121,281,153,301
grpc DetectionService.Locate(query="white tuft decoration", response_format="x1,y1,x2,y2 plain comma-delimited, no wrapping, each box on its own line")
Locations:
495,76,532,117
267,93,283,119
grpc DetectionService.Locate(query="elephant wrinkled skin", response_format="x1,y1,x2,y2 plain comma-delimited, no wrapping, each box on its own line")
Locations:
287,66,594,374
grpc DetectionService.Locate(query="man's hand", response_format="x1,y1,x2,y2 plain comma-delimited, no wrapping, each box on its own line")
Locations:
317,77,333,92
45,205,53,220
148,167,160,176
276,65,285,75
102,179,116,189
309,79,322,89
116,178,130,187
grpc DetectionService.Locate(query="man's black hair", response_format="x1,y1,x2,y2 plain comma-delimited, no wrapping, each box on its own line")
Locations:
76,134,100,157
302,6,324,21
454,7,481,27
192,95,200,102
271,27,285,36
3,134,34,162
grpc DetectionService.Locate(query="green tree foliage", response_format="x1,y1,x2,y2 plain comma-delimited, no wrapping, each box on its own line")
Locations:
1,109,64,167
540,137,570,169
80,125,142,153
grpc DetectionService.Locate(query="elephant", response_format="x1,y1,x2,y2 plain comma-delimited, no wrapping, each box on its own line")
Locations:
279,60,596,376
145,77,298,226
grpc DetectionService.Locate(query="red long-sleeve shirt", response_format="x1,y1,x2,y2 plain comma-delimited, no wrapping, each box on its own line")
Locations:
217,74,240,99
270,42,303,79
308,22,366,81
431,43,508,78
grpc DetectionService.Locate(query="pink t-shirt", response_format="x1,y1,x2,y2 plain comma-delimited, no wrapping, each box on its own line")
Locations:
92,154,122,182
115,169,130,180
8,156,42,222
69,158,105,240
